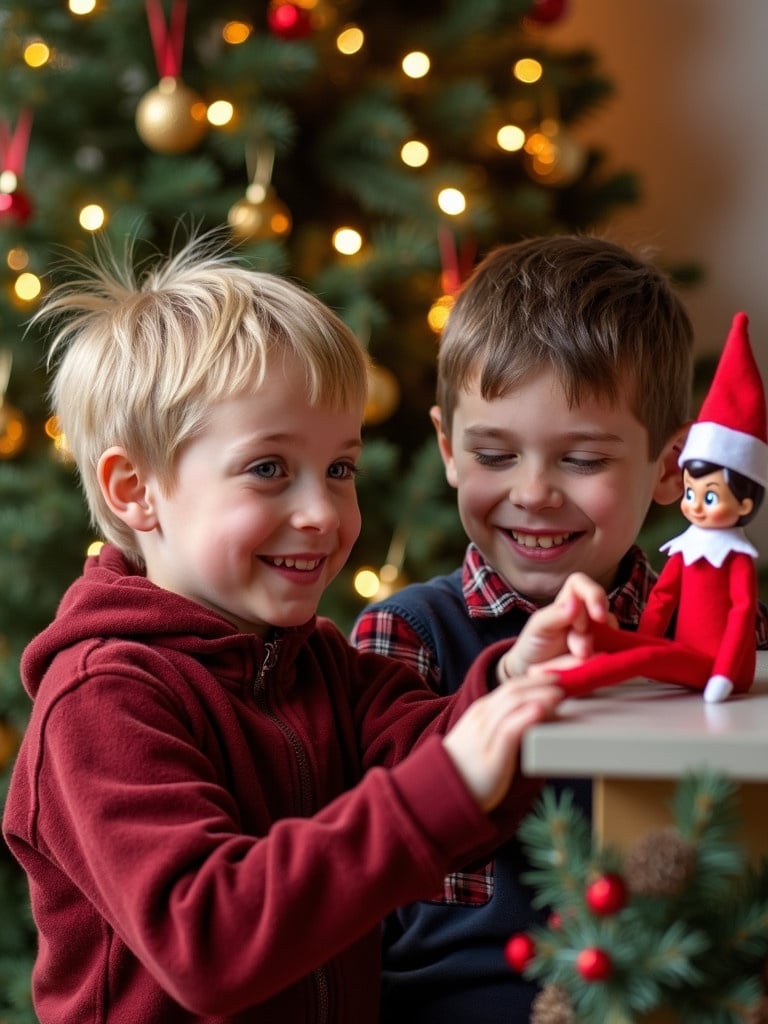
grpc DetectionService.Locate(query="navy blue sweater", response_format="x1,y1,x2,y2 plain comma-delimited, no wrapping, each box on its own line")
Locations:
360,568,592,1024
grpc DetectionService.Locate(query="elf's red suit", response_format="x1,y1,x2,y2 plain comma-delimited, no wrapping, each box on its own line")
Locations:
557,526,757,698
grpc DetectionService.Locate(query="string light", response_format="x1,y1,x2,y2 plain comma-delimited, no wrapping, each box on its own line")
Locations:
402,51,430,79
336,25,364,55
513,57,542,83
14,272,41,302
332,227,363,255
497,124,526,152
207,100,234,127
23,41,51,68
79,204,105,230
222,21,251,44
7,248,29,271
437,188,466,216
400,140,429,167
354,568,380,600
69,0,97,13
86,540,104,557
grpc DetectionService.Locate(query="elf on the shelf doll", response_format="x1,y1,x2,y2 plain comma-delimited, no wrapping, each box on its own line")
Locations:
556,312,768,704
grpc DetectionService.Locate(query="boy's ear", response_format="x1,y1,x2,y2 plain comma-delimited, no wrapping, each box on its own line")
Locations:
430,405,458,488
98,446,158,532
652,423,692,506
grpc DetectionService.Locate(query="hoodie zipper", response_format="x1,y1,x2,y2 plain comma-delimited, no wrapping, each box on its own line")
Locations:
252,639,330,1022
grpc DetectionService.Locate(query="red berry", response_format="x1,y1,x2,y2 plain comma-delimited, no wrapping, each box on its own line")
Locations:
585,872,628,916
576,946,613,982
504,933,535,972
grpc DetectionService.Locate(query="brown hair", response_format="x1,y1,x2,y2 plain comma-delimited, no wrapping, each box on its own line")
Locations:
436,235,694,457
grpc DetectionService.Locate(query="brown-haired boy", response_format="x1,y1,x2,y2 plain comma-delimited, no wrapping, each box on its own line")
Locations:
352,234,768,1022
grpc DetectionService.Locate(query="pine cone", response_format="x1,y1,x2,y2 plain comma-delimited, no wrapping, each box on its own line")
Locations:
531,983,576,1024
624,827,696,898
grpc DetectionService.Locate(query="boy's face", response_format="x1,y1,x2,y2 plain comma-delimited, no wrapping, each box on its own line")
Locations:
134,354,363,635
432,367,682,604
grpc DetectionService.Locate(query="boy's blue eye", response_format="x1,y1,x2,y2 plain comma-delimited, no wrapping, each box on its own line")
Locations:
328,460,359,480
250,461,282,479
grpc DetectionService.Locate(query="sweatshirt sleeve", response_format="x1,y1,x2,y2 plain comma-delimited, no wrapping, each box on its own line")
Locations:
17,648,499,1017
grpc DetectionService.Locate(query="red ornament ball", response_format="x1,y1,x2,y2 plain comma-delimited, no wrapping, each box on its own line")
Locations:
0,187,33,223
526,0,569,24
267,1,314,39
576,947,613,982
504,933,536,973
585,872,628,916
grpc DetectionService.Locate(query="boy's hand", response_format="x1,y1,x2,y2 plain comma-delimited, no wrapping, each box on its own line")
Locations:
443,674,562,812
498,572,615,682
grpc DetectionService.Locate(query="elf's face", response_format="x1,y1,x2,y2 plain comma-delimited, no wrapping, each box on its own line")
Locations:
681,468,754,529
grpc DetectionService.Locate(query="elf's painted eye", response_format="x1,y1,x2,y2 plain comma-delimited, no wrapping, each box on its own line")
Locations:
684,487,694,502
704,490,718,506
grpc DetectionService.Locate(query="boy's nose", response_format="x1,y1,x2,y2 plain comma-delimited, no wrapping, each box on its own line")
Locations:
507,464,563,511
291,483,341,533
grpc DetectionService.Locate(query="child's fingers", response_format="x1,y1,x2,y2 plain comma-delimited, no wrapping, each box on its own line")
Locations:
444,679,563,811
554,573,610,624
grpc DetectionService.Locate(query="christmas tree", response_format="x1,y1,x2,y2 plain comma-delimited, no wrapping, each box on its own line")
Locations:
506,773,768,1023
0,1,643,1017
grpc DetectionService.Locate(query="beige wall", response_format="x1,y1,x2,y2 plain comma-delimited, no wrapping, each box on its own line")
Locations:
547,0,768,554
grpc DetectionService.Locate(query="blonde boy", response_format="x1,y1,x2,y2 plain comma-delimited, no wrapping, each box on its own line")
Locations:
3,235,563,1024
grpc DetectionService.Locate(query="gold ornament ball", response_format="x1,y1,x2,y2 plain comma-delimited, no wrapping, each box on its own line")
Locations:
135,76,208,154
527,129,586,187
364,364,400,425
228,189,292,243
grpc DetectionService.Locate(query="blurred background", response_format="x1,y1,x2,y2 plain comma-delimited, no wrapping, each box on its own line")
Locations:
1,2,767,1016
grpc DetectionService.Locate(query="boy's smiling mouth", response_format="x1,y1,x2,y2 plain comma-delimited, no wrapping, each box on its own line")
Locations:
508,530,579,550
263,556,323,571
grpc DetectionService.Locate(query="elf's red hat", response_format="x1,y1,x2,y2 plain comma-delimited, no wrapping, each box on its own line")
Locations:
679,311,768,488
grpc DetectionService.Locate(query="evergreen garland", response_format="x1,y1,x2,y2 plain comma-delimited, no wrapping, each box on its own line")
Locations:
506,772,768,1023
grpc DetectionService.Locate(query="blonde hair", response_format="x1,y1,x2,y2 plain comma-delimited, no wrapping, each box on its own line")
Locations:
437,235,694,458
38,232,369,560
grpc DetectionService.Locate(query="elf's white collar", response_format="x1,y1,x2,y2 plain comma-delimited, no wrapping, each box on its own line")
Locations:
660,524,757,567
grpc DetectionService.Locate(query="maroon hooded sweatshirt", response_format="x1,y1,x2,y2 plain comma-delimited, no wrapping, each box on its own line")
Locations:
3,545,534,1023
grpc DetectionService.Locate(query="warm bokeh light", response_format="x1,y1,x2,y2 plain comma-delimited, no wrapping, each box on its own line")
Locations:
402,51,430,79
400,140,429,167
336,25,364,54
428,294,454,333
14,272,42,301
207,100,234,126
69,0,97,13
437,187,466,216
23,41,51,67
222,20,251,44
86,540,105,557
7,248,29,271
513,58,543,83
497,124,526,152
46,415,72,459
354,568,380,599
332,227,363,255
79,204,106,230
0,171,18,193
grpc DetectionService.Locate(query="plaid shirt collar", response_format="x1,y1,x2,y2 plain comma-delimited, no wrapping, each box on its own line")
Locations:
460,542,657,629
